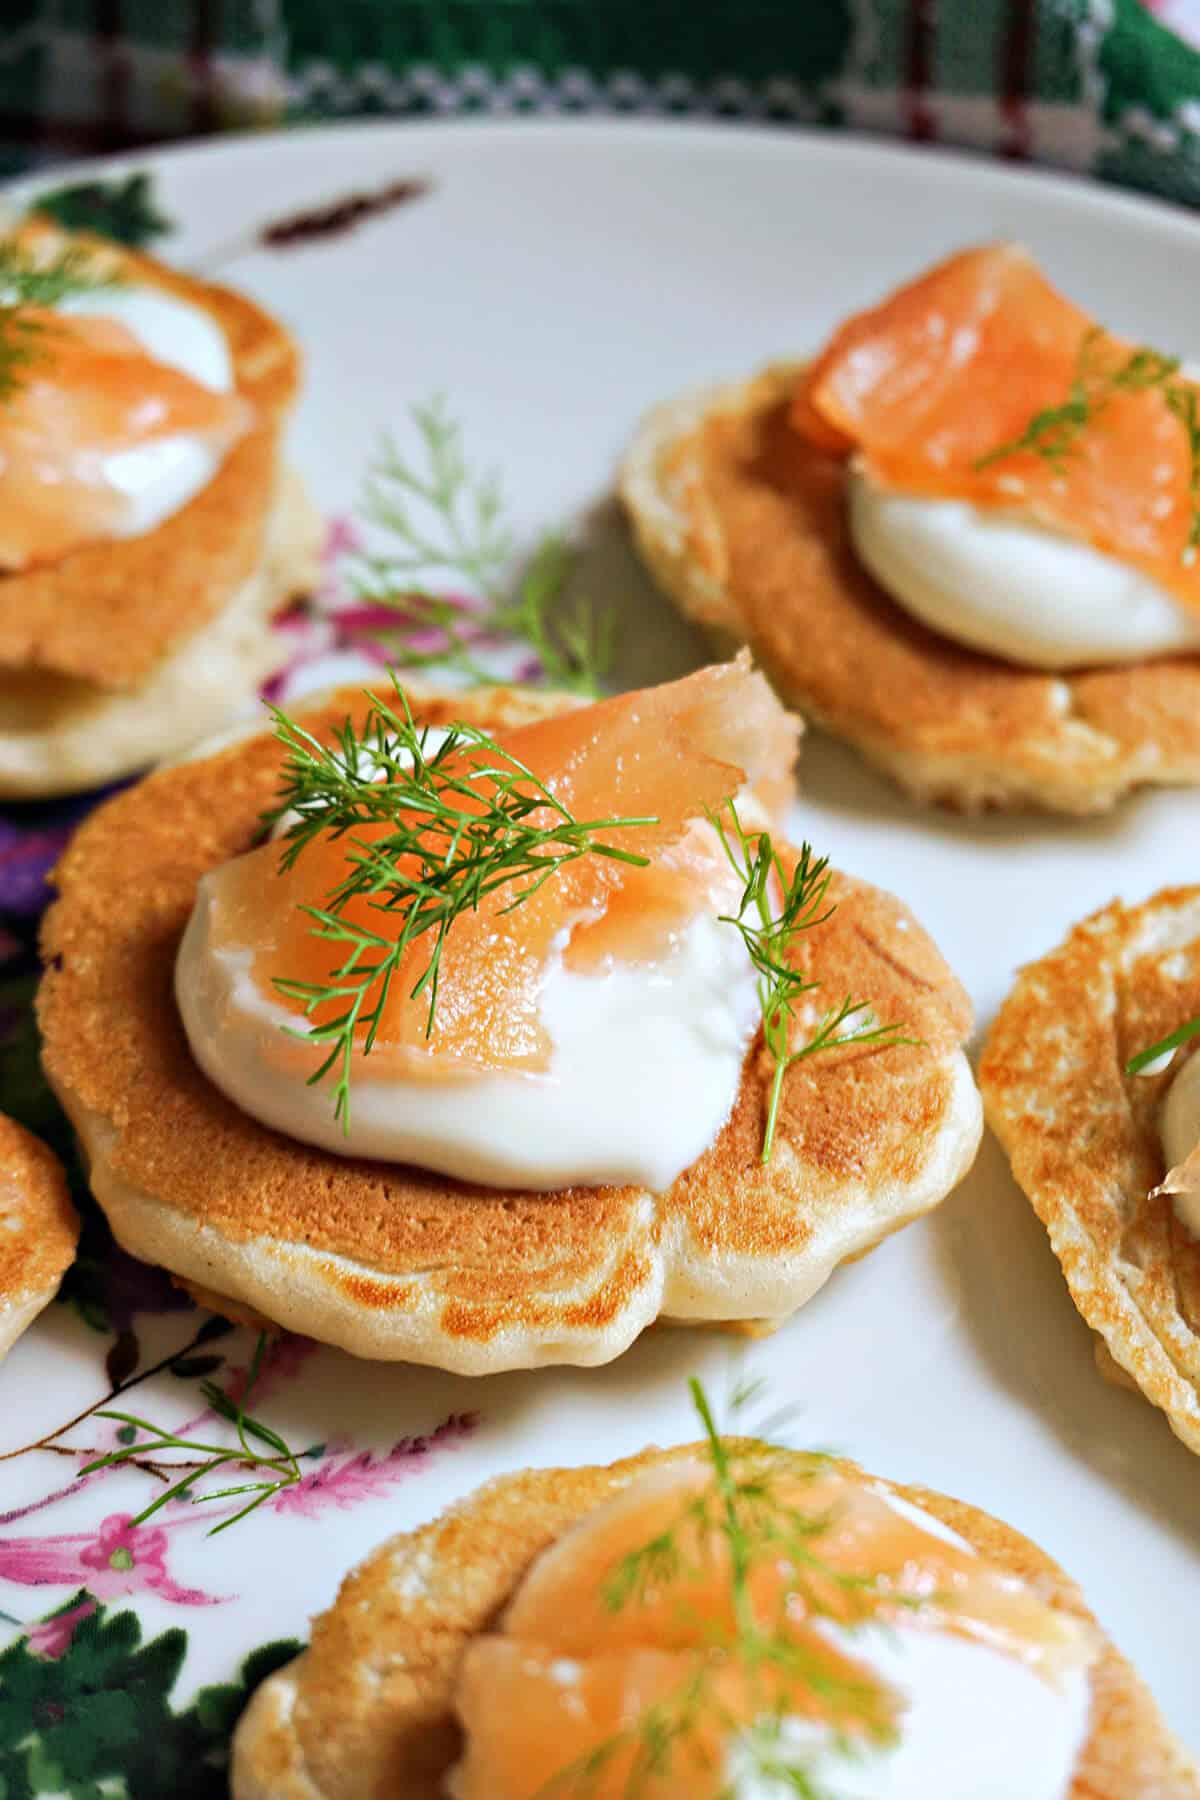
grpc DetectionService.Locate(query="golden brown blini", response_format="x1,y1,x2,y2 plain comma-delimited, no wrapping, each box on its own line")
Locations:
621,367,1200,814
981,885,1200,1453
0,1113,78,1360
230,1441,1200,1799
0,222,321,798
37,678,980,1372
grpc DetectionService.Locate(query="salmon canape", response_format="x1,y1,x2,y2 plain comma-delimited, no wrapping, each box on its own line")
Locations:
0,1113,77,1361
982,886,1200,1454
38,659,980,1371
622,244,1200,813
230,1416,1199,1798
0,219,320,797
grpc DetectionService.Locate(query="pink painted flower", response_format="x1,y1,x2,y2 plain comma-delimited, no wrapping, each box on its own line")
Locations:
272,1412,478,1520
25,1597,97,1660
272,597,325,639
221,1331,317,1407
315,515,365,608
322,514,364,565
0,1512,224,1606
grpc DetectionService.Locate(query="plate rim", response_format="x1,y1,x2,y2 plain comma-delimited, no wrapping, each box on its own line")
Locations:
6,115,1200,248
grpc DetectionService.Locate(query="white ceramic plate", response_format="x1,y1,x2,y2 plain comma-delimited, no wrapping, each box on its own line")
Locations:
1,121,1198,1772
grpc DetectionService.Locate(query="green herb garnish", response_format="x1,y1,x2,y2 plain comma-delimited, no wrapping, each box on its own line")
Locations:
537,1377,898,1799
0,239,119,401
81,1334,312,1536
355,399,612,695
268,680,655,1128
1126,1015,1200,1077
710,801,912,1165
975,325,1200,562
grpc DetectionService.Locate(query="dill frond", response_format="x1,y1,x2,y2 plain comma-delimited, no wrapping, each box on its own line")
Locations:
975,325,1200,560
267,679,655,1128
353,399,612,695
708,801,913,1163
80,1334,313,1535
538,1378,900,1800
0,239,119,401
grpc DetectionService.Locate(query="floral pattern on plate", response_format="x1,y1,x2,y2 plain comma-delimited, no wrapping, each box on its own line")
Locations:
0,522,496,1793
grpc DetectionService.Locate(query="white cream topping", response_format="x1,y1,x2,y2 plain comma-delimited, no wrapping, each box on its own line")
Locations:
175,826,760,1193
724,1484,1091,1800
1161,1050,1200,1234
725,1627,1091,1800
180,725,764,1191
52,285,235,539
848,464,1200,670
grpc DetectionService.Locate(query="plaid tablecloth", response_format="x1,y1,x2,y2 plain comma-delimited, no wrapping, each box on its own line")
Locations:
5,1,1200,207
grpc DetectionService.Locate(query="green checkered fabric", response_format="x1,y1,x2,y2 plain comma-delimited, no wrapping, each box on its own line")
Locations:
5,1,1200,208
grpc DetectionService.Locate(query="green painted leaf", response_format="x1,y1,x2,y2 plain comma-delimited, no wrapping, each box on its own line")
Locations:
105,1332,139,1389
75,1299,110,1337
0,978,69,1149
29,174,172,249
0,1595,303,1798
187,1684,242,1737
168,1356,225,1381
195,1317,235,1347
234,1640,301,1692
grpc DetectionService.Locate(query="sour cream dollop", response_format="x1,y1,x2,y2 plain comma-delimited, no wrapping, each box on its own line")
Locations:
848,466,1200,670
175,653,803,1194
176,881,760,1193
725,1488,1092,1800
176,732,763,1193
727,1631,1091,1800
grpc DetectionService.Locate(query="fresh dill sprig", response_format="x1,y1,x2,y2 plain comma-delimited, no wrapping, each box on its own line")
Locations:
500,533,615,697
537,1377,898,1800
1126,1014,1200,1077
975,325,1200,561
79,1335,314,1536
268,679,655,1128
0,239,119,401
354,399,612,695
709,801,912,1165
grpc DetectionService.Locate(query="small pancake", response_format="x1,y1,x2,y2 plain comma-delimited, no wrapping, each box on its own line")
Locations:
0,223,303,692
0,467,322,799
980,886,1200,1453
37,679,980,1372
621,367,1200,815
229,1440,1199,1799
0,1112,78,1360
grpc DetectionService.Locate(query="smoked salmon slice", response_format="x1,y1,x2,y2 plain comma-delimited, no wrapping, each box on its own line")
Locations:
208,656,798,1079
792,243,1200,617
450,1456,1095,1800
0,308,248,569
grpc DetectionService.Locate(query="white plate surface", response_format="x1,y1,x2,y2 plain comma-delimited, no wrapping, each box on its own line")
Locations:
2,121,1198,1758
